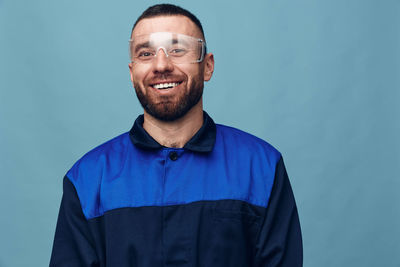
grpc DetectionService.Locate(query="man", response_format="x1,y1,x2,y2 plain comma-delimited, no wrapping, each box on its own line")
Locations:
50,4,302,267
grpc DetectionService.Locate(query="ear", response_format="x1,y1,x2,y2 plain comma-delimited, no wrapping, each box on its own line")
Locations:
128,62,134,83
203,53,214,81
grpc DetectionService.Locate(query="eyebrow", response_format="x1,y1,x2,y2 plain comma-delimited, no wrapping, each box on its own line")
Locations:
133,41,151,53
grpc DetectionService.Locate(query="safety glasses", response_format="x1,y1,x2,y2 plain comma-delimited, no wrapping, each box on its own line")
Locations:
129,32,206,64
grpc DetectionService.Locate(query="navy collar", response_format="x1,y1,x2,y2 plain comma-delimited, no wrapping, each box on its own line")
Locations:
129,111,216,153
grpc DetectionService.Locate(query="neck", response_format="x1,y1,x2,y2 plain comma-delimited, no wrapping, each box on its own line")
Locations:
142,100,204,148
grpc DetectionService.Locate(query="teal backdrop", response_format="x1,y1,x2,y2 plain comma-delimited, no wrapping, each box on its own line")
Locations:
0,0,399,266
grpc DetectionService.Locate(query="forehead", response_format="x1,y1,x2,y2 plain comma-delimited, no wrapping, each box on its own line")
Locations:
132,15,203,39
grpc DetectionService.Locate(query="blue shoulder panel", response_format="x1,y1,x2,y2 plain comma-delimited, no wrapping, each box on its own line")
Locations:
67,126,281,219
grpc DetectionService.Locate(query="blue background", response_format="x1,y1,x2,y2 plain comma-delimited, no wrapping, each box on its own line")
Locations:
0,0,399,266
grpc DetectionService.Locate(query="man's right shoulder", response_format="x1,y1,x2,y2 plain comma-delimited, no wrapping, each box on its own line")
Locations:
65,132,131,184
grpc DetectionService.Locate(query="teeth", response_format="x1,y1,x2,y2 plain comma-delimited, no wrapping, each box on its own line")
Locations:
153,82,180,89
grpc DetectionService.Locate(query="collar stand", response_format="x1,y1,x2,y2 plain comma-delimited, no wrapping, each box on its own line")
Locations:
129,111,216,153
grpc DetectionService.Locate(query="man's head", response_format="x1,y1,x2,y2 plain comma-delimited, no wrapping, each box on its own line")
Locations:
129,4,214,121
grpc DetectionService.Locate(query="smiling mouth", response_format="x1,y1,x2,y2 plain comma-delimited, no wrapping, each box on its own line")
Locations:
152,82,182,90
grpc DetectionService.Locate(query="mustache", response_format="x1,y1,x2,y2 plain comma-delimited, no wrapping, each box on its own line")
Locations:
147,74,184,83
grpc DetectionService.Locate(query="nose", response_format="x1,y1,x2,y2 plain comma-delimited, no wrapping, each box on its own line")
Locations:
152,47,174,73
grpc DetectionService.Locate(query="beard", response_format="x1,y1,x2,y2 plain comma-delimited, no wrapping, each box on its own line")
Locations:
134,79,203,122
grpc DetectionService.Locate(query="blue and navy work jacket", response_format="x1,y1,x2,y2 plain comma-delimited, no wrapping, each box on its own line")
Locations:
50,112,302,266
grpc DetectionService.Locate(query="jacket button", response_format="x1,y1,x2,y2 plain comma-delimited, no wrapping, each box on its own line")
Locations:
169,151,178,161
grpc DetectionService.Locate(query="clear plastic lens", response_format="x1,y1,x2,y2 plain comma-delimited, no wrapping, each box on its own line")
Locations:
129,32,206,64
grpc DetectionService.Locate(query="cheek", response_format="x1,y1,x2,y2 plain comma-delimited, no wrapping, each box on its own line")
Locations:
184,66,203,83
131,73,145,93
131,66,150,84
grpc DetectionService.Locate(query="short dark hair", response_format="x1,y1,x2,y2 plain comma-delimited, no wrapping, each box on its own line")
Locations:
131,4,205,39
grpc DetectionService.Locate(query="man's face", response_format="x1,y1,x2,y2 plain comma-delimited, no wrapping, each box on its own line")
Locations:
129,15,214,121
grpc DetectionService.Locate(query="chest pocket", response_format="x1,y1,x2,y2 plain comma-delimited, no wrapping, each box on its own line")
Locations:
211,199,264,224
206,202,264,267
212,208,261,225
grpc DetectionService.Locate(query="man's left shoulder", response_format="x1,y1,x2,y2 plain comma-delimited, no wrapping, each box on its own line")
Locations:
215,124,282,161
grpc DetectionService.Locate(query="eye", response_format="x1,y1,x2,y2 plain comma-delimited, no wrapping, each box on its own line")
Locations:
169,48,187,56
137,50,155,59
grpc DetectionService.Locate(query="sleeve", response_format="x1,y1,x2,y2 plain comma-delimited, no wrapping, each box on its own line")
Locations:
49,176,99,267
254,156,303,267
